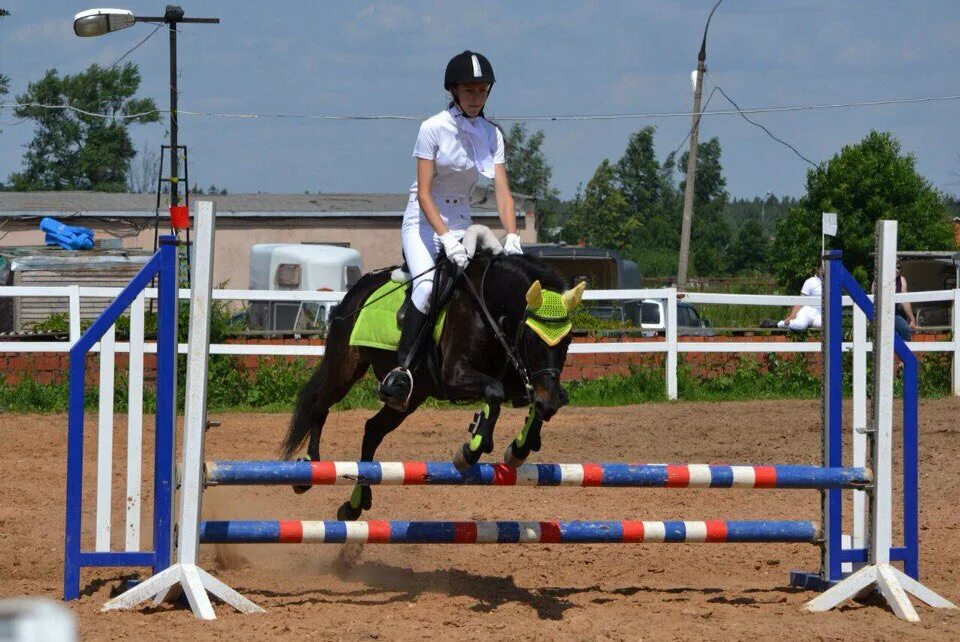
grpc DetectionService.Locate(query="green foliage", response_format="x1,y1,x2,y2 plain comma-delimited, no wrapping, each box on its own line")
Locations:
725,194,799,237
504,123,559,238
2,348,954,414
729,216,769,273
0,71,9,136
614,127,665,217
680,137,731,275
567,160,639,249
771,131,954,289
565,365,666,406
678,354,821,401
9,63,159,191
570,309,629,332
629,248,679,280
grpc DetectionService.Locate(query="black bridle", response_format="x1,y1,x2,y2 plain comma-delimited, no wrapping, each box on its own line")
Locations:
460,258,567,400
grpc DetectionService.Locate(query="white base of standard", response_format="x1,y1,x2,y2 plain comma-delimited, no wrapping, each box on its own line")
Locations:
101,563,263,620
805,563,956,622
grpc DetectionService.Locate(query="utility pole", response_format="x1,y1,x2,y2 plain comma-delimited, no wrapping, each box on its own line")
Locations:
677,0,723,288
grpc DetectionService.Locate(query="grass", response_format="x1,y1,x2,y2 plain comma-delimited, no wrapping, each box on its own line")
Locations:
4,351,950,414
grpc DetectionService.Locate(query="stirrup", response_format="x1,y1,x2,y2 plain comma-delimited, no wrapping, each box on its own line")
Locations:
378,366,413,411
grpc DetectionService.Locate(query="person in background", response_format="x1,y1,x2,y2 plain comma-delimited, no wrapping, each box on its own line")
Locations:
875,261,917,341
775,260,823,330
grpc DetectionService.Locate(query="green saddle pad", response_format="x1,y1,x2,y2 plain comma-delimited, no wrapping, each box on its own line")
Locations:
348,281,446,351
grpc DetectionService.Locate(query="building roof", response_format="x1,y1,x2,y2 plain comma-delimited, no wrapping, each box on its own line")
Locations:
0,191,532,218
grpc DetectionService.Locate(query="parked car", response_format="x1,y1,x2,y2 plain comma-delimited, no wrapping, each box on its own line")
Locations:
638,299,714,337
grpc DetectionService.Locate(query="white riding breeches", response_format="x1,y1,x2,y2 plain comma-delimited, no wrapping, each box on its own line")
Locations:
401,195,471,314
778,305,822,330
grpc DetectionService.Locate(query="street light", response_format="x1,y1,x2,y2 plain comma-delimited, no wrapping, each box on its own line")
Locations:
73,8,136,36
74,6,219,231
676,0,724,289
761,190,773,228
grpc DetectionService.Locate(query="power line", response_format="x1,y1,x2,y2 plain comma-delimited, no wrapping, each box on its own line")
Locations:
1,102,162,121
670,86,718,158
709,79,817,167
2,92,959,124
107,23,164,70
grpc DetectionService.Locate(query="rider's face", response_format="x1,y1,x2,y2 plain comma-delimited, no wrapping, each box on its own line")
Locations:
454,82,490,117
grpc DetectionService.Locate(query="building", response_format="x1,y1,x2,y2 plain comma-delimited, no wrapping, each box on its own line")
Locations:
0,192,537,288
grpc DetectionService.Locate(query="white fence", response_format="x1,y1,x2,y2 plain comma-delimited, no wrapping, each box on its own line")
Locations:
1,285,958,403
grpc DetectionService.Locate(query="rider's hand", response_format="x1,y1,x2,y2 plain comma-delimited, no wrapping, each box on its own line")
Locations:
440,231,470,269
503,233,523,255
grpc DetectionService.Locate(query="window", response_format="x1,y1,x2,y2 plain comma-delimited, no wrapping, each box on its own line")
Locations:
275,263,301,289
640,301,661,325
345,265,361,288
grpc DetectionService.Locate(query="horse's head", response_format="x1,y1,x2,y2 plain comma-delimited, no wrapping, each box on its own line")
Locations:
519,279,585,421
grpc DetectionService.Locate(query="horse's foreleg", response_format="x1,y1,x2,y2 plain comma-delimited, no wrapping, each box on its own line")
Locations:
448,369,506,472
337,403,416,521
504,404,544,469
452,400,502,472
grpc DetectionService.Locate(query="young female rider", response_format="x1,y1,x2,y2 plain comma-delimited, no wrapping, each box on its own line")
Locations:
378,50,523,409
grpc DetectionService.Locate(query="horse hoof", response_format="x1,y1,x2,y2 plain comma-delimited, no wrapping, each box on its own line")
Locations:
292,484,312,495
337,501,362,521
453,444,478,473
503,443,527,469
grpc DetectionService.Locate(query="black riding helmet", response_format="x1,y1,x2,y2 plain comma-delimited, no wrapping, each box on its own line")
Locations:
444,50,495,90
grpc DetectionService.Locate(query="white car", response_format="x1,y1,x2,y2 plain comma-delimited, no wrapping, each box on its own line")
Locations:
639,299,714,337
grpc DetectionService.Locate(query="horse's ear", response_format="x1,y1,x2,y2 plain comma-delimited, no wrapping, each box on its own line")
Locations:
562,281,586,311
526,280,543,310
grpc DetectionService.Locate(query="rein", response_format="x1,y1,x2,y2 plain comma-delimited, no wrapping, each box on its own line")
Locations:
460,258,565,399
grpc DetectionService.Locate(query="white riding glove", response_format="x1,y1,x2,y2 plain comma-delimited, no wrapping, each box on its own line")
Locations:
440,231,470,269
503,233,523,255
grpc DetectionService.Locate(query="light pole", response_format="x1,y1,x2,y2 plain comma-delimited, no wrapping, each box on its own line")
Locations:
676,0,723,288
761,190,773,229
74,6,219,227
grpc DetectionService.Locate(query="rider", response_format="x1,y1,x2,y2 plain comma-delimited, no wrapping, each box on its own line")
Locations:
378,50,524,409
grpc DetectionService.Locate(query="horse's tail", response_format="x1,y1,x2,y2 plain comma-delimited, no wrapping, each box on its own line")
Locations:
280,269,391,460
281,362,328,460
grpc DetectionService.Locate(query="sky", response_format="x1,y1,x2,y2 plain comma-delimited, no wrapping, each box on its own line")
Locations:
1,0,958,200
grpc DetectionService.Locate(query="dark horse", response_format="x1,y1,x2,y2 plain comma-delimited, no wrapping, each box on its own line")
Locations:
281,249,583,520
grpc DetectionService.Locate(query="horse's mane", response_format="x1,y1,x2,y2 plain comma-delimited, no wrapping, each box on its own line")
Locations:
470,249,567,293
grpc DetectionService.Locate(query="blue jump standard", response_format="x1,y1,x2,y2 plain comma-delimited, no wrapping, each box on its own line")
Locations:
204,460,871,489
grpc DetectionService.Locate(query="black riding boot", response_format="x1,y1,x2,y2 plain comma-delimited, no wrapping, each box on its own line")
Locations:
378,305,430,410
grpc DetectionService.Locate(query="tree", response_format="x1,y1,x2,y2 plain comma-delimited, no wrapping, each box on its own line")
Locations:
567,160,639,250
0,72,9,136
127,141,159,193
503,123,558,238
679,137,730,275
614,126,665,220
9,63,159,191
729,216,768,273
771,131,954,288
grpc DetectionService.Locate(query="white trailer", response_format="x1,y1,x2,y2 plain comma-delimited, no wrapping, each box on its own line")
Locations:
247,244,361,332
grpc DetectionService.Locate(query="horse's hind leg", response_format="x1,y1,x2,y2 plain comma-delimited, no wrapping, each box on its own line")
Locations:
337,402,419,521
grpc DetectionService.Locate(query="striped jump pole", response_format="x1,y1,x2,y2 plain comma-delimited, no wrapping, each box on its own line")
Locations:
205,460,871,490
199,519,821,545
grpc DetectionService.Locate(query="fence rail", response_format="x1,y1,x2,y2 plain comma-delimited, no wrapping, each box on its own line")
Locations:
1,284,958,399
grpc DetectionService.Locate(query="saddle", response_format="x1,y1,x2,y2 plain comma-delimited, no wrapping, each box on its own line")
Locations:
377,225,505,399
